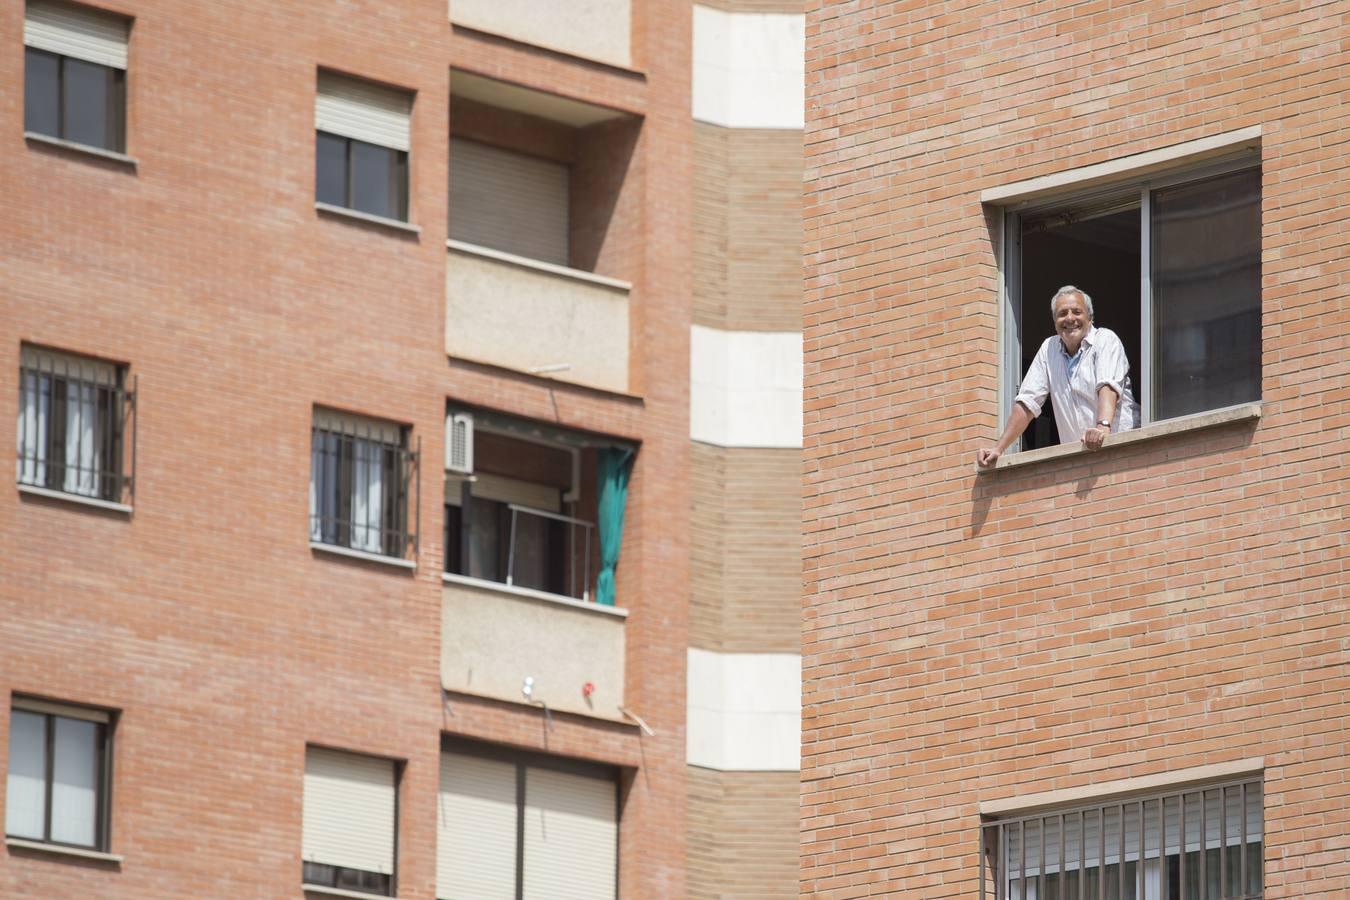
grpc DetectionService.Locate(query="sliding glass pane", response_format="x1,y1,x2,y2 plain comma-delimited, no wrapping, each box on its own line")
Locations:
1151,168,1261,420
24,49,60,138
5,712,47,840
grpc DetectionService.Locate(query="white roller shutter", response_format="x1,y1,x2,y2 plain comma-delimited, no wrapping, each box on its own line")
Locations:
24,0,128,69
448,138,569,266
437,753,518,900
316,71,411,152
302,747,397,878
522,766,617,900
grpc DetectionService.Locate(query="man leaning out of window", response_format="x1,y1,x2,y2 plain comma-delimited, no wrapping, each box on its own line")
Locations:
977,285,1140,468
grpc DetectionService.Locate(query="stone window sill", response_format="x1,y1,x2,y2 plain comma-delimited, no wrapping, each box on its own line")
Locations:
975,402,1262,475
315,202,421,236
25,131,137,167
6,837,123,864
18,483,133,514
310,541,416,571
302,885,395,900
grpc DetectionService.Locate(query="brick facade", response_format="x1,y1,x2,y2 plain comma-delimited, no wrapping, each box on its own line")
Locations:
803,1,1349,898
1,1,691,898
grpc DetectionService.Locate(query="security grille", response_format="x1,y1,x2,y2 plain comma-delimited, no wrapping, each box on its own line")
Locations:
310,416,418,559
16,349,135,505
980,776,1262,900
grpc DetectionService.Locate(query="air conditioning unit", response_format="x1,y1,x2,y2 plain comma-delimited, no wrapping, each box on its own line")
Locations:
445,412,474,474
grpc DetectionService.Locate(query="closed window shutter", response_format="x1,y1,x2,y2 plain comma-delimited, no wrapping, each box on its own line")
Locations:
469,473,562,514
437,753,518,900
448,138,569,266
316,72,411,152
302,747,396,877
522,766,617,900
24,0,128,69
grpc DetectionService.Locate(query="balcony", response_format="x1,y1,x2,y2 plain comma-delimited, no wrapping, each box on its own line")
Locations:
441,575,627,720
445,241,631,394
448,0,631,69
440,407,635,721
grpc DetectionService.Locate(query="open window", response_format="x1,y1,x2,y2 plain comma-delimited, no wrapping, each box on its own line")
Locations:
443,405,634,606
1001,154,1261,451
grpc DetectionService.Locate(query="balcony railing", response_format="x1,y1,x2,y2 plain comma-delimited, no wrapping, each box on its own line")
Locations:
504,505,594,602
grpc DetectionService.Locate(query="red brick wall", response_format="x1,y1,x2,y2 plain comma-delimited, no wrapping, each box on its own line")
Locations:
0,1,690,898
803,1,1349,898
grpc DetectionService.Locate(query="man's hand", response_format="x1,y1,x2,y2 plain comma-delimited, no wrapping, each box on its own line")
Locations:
1082,426,1108,451
976,447,1001,468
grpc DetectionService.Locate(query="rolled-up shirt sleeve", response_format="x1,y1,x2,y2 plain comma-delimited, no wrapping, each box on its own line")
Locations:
1093,330,1129,399
1013,340,1051,417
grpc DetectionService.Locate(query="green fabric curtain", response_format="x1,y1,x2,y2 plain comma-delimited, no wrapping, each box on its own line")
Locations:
595,447,634,607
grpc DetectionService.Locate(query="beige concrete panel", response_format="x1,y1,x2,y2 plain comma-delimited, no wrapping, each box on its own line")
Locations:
441,577,627,720
696,0,805,14
690,443,802,653
693,122,803,332
445,242,631,394
687,767,798,899
450,0,631,69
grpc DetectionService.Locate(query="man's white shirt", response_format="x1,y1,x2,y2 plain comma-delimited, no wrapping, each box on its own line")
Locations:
1014,326,1140,444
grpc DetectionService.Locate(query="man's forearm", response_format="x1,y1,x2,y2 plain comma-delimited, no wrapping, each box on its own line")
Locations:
1095,386,1119,428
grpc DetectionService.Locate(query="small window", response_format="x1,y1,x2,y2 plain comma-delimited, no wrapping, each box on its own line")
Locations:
1002,158,1261,450
23,1,129,153
5,698,114,852
16,346,135,506
981,776,1263,900
315,71,411,221
438,741,618,900
443,407,635,605
310,409,418,559
302,746,397,897
448,137,570,265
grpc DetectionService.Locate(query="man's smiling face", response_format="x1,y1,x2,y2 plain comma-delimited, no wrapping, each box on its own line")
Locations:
1053,291,1091,349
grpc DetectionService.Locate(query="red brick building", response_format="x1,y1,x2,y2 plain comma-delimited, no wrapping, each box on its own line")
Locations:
804,2,1347,898
2,0,801,898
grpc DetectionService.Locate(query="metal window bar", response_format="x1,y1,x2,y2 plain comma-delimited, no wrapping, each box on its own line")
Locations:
310,419,417,559
504,503,594,602
17,356,134,505
982,776,1263,900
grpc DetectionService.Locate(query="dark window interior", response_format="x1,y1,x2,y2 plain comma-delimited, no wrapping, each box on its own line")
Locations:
303,861,392,896
1019,204,1142,450
24,48,125,153
315,131,408,221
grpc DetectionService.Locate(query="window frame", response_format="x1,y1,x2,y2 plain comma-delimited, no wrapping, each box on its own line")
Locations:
6,698,115,854
440,737,621,900
979,774,1264,900
309,409,419,562
998,151,1262,444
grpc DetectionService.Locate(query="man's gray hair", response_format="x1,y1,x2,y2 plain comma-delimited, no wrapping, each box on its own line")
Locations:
1051,285,1094,320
